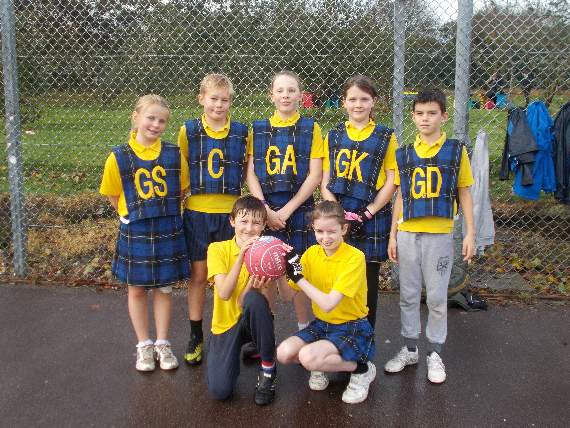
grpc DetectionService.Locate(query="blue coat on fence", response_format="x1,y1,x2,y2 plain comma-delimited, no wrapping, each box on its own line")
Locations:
512,101,557,200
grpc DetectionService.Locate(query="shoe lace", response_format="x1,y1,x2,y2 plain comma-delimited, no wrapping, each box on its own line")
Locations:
139,345,154,360
398,347,411,361
429,354,445,371
156,344,174,360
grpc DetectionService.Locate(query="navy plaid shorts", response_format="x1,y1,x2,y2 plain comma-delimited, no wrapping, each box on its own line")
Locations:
112,215,190,287
295,317,375,363
183,210,234,261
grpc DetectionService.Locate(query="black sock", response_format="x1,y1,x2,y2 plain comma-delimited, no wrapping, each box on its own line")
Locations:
354,362,368,374
190,319,203,342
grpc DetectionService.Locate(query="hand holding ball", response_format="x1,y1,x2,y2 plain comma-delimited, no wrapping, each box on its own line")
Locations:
244,236,287,279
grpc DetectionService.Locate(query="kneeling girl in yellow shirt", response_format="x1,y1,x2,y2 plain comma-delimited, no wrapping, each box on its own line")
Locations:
277,201,376,404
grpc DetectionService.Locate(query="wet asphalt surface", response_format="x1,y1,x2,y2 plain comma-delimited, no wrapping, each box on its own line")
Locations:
1,283,569,428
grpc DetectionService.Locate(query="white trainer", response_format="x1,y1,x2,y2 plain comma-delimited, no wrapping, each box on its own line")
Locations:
155,343,179,370
308,371,329,391
341,362,377,404
136,344,156,372
427,352,446,384
384,346,419,373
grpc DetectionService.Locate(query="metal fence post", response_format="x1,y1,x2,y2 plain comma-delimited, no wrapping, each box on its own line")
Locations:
392,0,406,146
453,0,473,143
1,0,27,276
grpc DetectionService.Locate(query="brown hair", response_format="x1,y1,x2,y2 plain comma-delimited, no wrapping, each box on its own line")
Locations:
230,195,267,223
412,88,447,113
341,75,379,100
342,75,378,119
311,201,348,228
199,73,235,98
271,70,303,93
131,94,170,130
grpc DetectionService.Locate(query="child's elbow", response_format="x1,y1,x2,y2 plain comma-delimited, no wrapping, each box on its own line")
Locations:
320,302,336,313
217,291,232,301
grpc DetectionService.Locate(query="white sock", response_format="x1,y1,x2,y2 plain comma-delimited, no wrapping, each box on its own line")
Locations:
298,322,310,331
136,339,153,348
154,339,170,346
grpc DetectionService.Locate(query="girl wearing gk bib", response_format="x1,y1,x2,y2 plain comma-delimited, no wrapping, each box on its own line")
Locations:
321,75,397,329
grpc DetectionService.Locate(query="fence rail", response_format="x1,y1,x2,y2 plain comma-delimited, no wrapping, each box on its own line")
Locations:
1,0,569,293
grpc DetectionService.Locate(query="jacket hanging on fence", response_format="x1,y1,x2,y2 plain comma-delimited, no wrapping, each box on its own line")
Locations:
463,130,495,254
499,102,556,200
553,102,570,204
516,101,557,200
499,107,537,185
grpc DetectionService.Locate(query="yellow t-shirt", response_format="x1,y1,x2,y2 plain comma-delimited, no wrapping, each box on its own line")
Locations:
394,132,474,234
177,114,251,213
207,238,251,335
323,119,398,190
99,132,190,217
300,242,368,324
247,110,324,159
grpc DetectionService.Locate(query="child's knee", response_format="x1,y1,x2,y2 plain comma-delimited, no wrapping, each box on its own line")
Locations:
208,382,233,401
190,262,208,285
426,289,447,312
128,286,147,298
243,290,269,312
276,341,297,363
298,347,320,371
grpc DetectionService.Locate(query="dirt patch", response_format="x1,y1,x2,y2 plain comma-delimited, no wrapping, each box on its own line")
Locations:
0,193,568,297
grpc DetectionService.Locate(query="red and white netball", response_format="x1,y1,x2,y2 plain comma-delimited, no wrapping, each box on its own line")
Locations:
244,236,287,279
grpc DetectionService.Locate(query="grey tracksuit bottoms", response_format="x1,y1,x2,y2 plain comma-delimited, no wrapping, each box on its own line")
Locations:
397,231,454,349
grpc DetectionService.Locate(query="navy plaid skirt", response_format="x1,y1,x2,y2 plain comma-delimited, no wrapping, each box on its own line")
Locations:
112,215,190,287
183,210,234,261
265,192,316,254
337,195,391,262
295,317,375,363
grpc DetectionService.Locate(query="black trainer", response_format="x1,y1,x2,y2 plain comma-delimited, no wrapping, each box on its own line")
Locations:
242,341,261,361
254,368,277,406
183,334,203,366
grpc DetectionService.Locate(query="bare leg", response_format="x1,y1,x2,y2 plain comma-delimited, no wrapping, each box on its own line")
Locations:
187,260,208,321
298,340,357,373
153,290,172,341
128,286,150,342
276,336,307,364
294,291,311,325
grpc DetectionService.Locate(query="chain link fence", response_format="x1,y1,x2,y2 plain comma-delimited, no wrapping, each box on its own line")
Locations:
1,0,569,293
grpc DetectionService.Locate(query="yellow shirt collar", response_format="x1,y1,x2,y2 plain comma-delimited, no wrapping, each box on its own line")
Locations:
128,131,161,154
414,132,447,150
319,241,351,260
345,118,375,132
270,110,300,127
201,114,230,133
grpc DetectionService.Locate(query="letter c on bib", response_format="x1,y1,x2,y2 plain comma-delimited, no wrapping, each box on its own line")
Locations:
208,148,224,179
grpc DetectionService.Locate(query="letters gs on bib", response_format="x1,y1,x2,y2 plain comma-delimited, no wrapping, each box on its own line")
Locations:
134,166,168,199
